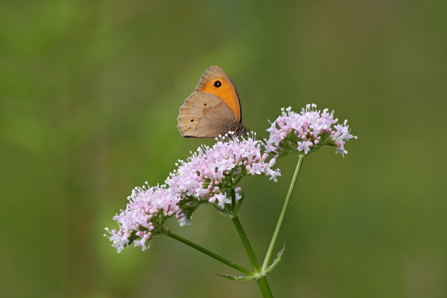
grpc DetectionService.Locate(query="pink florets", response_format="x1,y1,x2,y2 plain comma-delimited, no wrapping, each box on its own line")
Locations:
106,134,281,253
104,183,183,252
166,135,281,205
265,104,356,157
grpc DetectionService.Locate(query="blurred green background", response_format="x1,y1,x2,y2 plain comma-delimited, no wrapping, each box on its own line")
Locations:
1,1,446,297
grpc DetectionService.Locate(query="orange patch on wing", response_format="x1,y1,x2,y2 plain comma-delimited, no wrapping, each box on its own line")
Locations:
196,76,241,122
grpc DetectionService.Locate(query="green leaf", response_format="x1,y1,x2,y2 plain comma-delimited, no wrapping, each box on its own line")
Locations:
265,242,286,273
215,273,255,282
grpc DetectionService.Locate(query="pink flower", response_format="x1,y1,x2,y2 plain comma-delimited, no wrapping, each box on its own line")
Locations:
104,183,184,252
106,134,280,253
166,134,280,210
265,104,356,157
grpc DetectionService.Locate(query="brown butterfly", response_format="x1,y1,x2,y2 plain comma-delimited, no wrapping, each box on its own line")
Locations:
177,66,250,138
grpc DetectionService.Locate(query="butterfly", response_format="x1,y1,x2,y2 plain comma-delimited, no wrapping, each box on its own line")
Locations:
177,66,249,138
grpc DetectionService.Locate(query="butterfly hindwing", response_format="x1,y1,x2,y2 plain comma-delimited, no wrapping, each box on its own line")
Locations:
177,92,237,138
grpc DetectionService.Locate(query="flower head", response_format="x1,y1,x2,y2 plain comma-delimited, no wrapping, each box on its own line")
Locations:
265,104,356,157
167,133,281,216
104,183,183,252
105,133,280,252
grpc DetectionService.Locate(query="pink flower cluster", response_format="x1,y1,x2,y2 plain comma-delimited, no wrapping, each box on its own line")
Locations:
105,135,281,253
265,104,356,157
104,184,181,253
167,135,280,211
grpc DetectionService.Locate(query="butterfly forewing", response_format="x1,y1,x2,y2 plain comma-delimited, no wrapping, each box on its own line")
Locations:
195,66,242,122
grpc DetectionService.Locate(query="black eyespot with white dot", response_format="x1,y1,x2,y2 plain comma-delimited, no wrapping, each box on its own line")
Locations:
214,80,222,88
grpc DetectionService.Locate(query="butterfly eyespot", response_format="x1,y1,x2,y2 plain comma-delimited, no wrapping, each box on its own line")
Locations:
203,102,208,107
213,80,222,88
190,118,195,123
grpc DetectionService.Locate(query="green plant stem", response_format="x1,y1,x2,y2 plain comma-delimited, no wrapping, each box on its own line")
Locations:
231,216,261,273
166,231,253,276
232,215,274,298
256,276,274,298
261,154,305,271
230,188,236,209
